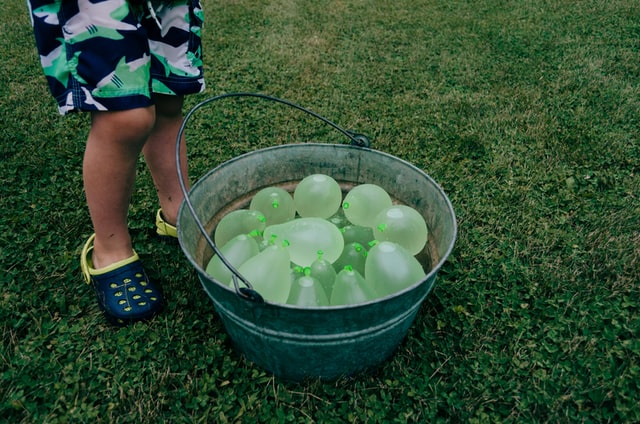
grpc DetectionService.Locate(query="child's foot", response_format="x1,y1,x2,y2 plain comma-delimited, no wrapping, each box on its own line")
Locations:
81,234,164,326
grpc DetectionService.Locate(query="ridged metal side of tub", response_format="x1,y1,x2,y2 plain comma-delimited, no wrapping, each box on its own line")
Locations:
177,143,456,381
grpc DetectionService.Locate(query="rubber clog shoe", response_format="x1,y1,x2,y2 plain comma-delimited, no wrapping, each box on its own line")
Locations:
156,209,177,239
81,234,164,326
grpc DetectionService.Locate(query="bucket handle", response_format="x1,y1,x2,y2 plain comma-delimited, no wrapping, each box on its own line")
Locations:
175,92,371,302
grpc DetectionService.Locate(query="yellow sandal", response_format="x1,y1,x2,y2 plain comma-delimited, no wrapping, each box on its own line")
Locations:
155,209,177,239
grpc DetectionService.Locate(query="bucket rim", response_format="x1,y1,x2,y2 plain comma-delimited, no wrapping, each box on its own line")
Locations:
178,142,458,309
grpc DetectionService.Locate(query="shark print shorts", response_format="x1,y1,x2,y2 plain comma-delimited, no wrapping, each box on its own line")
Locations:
27,0,205,115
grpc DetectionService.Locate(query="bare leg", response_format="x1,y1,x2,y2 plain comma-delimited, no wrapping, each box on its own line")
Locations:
84,106,155,269
143,94,189,225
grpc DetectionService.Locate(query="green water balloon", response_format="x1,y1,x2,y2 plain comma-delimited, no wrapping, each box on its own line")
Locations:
365,241,426,298
342,184,392,227
340,225,375,249
249,186,296,226
330,266,378,306
236,244,292,304
287,268,329,307
332,242,368,276
372,205,428,255
309,250,337,299
294,174,342,218
328,208,350,229
214,209,266,248
206,233,259,285
263,217,344,267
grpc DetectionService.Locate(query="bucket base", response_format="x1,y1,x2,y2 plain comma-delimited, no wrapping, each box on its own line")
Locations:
200,274,434,381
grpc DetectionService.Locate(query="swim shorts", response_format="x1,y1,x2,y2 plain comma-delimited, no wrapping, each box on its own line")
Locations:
27,0,205,115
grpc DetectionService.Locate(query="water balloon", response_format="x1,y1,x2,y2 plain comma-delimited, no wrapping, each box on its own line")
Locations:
309,250,337,299
365,241,426,298
287,268,329,307
249,186,296,226
294,174,342,218
372,205,428,255
214,209,266,248
332,242,367,276
327,207,349,228
340,225,375,249
330,266,377,306
263,217,344,267
236,244,291,304
205,234,259,285
342,184,392,227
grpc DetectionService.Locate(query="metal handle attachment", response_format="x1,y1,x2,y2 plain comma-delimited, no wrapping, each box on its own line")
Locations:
175,93,371,301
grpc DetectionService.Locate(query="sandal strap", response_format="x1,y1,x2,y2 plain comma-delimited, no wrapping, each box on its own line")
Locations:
80,234,96,284
156,208,177,238
80,234,139,284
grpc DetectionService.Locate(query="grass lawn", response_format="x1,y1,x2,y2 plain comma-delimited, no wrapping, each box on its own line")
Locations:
1,0,639,422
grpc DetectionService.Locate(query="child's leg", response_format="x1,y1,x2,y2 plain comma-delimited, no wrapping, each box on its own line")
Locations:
84,106,155,269
141,0,206,226
142,94,189,226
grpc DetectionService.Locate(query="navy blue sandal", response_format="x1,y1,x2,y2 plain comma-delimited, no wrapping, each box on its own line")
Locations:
81,234,164,326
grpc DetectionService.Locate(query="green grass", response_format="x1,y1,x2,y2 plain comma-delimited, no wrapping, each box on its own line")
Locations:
2,0,639,422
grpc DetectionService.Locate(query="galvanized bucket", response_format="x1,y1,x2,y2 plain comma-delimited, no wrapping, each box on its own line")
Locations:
176,94,457,381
